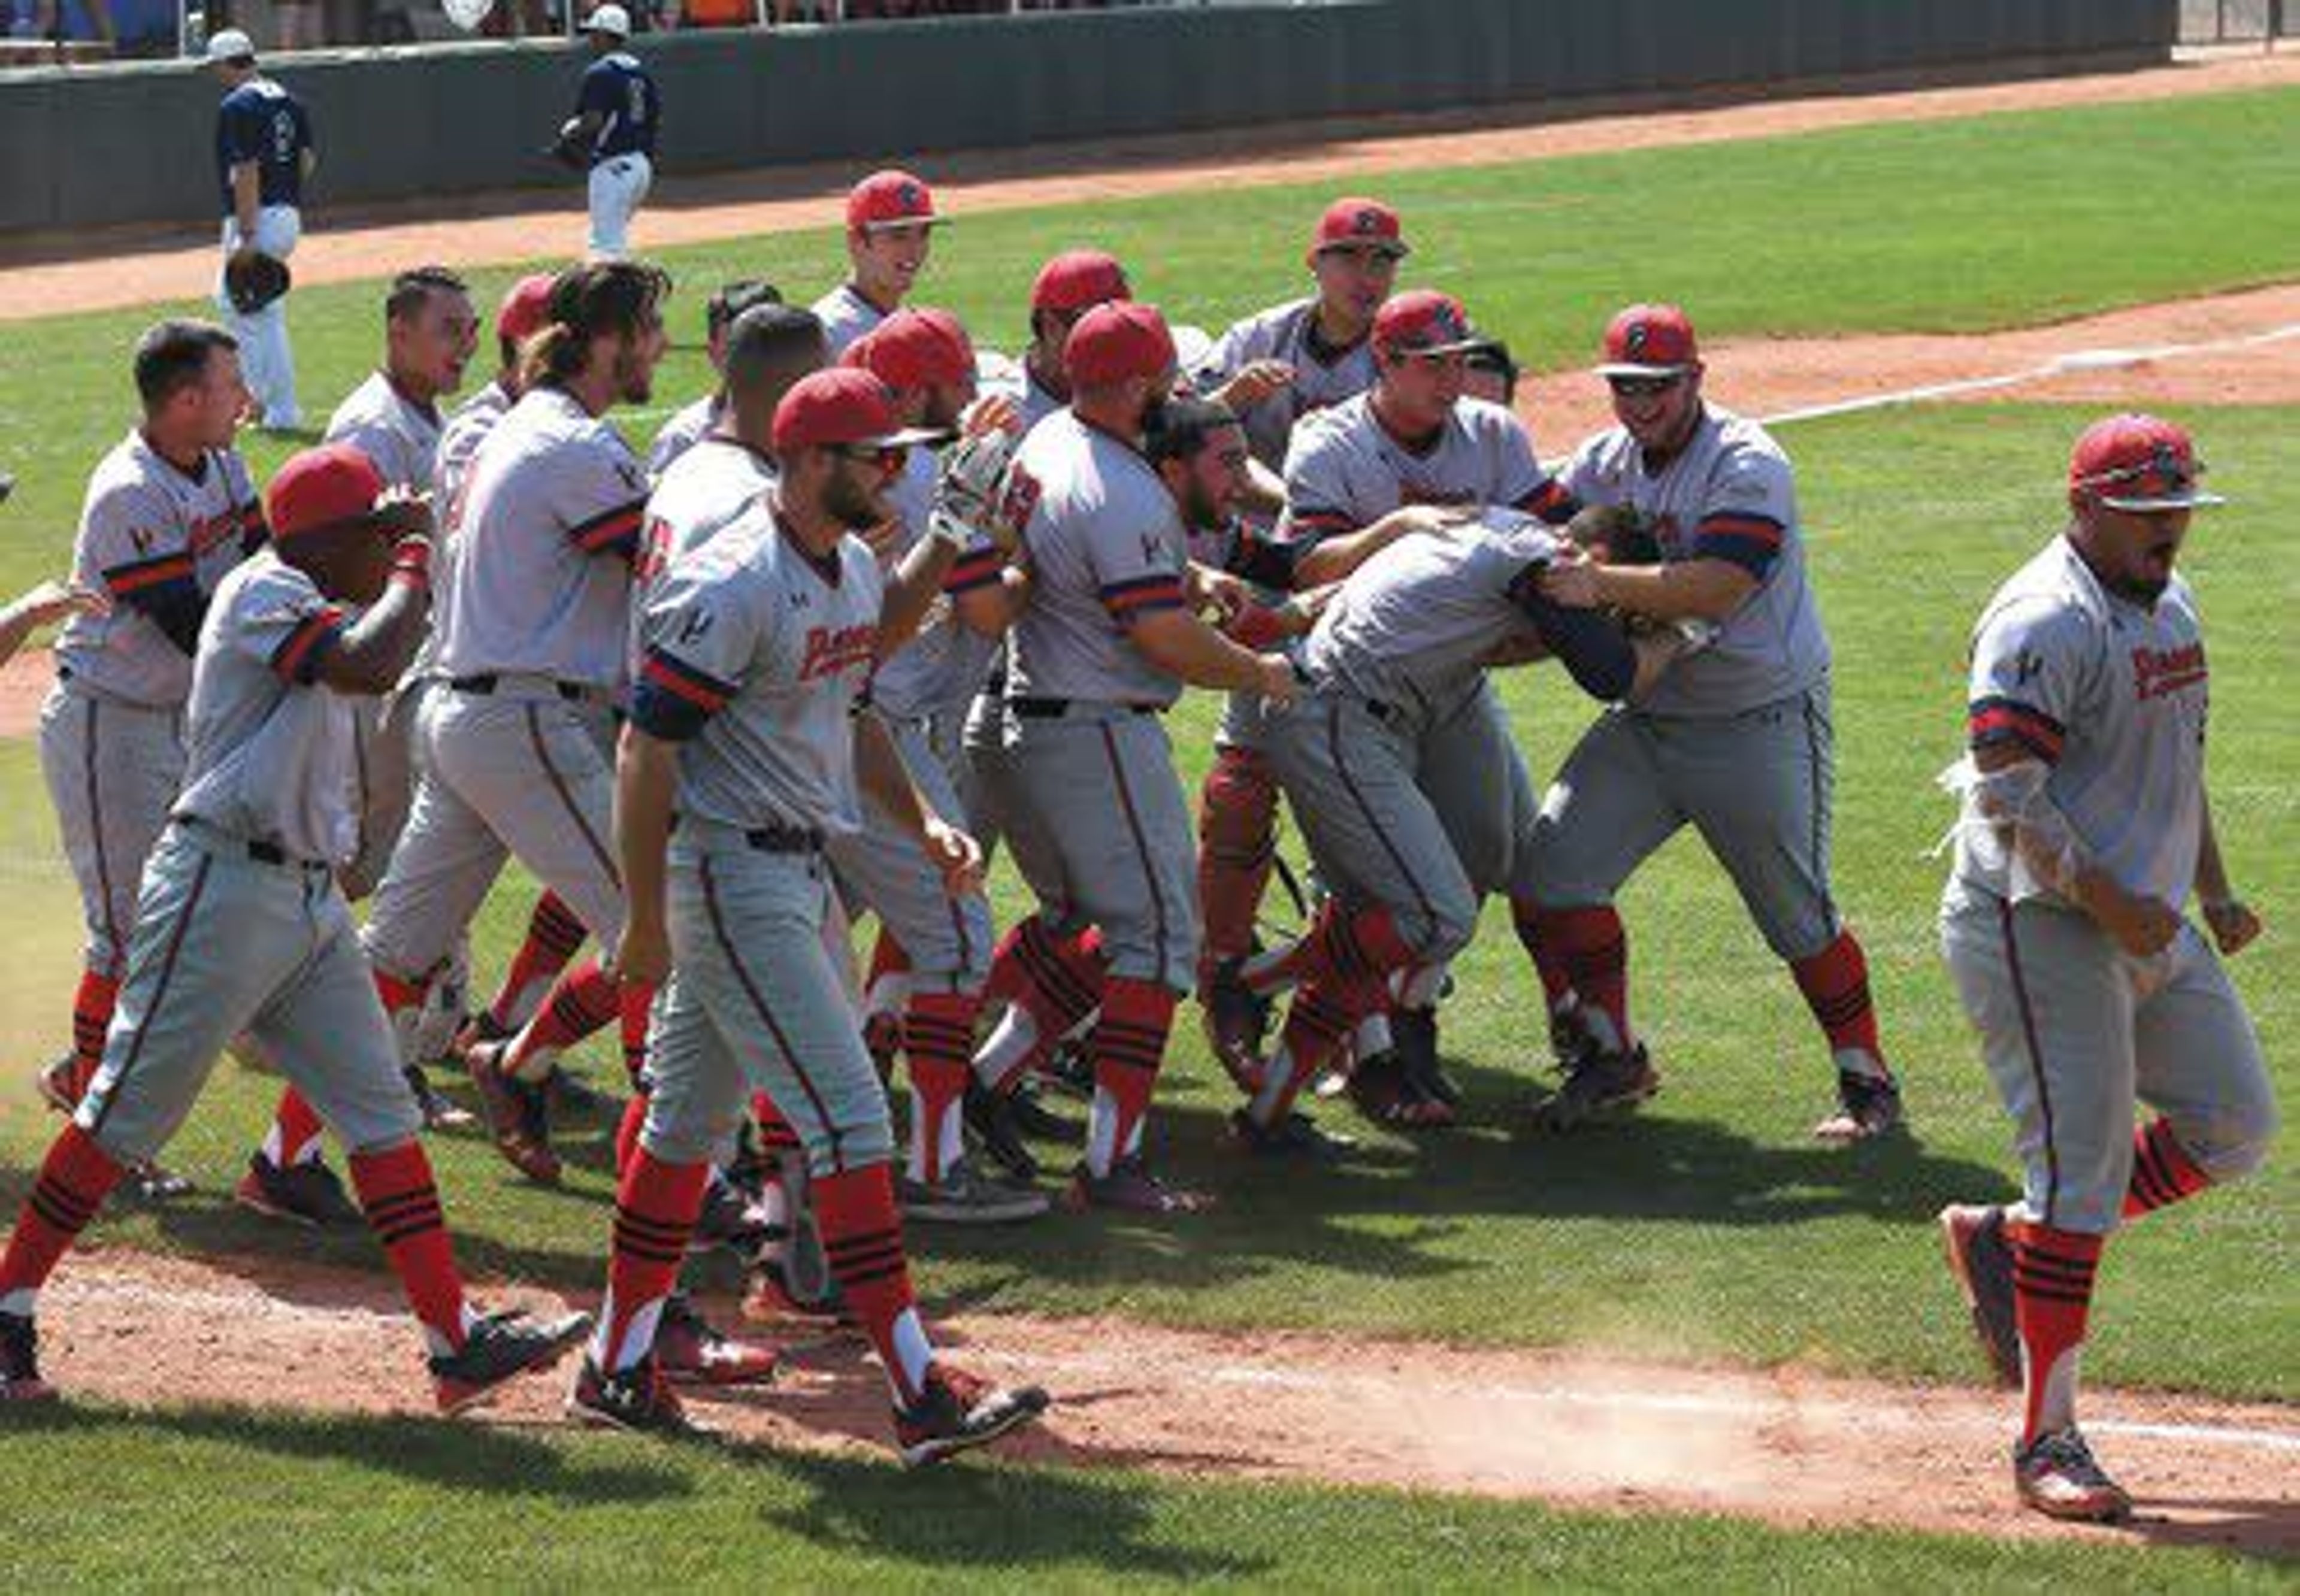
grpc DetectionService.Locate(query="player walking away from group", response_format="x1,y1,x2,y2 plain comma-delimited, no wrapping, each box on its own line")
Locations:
646,278,784,480
1242,498,1702,1155
36,321,337,1213
813,169,940,358
1272,287,1575,1126
572,368,1049,1462
1934,414,2276,1522
208,29,314,432
362,261,667,1186
975,303,1297,1215
0,445,592,1412
1527,304,1903,1141
558,4,658,259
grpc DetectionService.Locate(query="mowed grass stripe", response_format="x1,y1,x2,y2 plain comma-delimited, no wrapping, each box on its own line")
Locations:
5,84,2300,590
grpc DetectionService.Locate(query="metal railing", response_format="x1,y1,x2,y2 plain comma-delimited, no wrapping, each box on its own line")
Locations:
2179,0,2293,42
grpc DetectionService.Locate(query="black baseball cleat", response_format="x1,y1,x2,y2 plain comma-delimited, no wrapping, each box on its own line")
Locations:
1530,1044,1661,1132
1227,1107,1357,1162
1200,958,1275,1094
963,1080,1042,1182
1061,1154,1214,1216
1938,1204,2020,1388
404,1063,476,1132
465,1041,562,1185
1390,1006,1463,1109
0,1311,58,1404
2014,1427,2132,1523
654,1294,779,1388
1040,1037,1094,1101
430,1307,594,1415
120,1160,193,1204
568,1352,714,1437
1006,1077,1082,1143
895,1364,1051,1468
1815,1071,1906,1143
234,1152,361,1229
688,1175,773,1258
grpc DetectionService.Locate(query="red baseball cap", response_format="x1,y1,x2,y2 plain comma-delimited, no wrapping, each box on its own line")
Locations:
847,169,939,234
845,307,974,392
771,367,942,453
1373,289,1485,357
267,443,386,541
1597,304,1700,378
2068,413,2226,512
1312,197,1408,259
496,273,558,344
1031,249,1131,314
1064,300,1177,390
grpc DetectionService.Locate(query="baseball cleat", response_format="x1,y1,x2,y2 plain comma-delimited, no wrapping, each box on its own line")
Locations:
895,1364,1051,1468
1345,1047,1453,1129
1815,1071,1906,1143
544,1067,619,1121
898,1159,1050,1225
568,1352,715,1437
1390,1006,1463,1110
689,1176,774,1258
404,1064,476,1132
2014,1428,2132,1523
1061,1155,1214,1215
1039,1037,1094,1101
1547,1003,1602,1075
1227,1107,1357,1162
430,1307,593,1415
740,1256,846,1325
1530,1043,1661,1132
655,1293,779,1388
465,1041,562,1185
1938,1203,2021,1389
1005,1077,1083,1143
34,1055,80,1116
962,1080,1043,1183
120,1160,193,1204
1200,958,1274,1094
234,1152,361,1229
0,1311,58,1404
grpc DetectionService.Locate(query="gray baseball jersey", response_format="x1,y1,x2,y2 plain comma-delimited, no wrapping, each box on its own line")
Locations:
413,383,515,687
631,502,883,837
53,430,264,707
646,392,722,481
325,371,445,493
1560,405,1829,717
1954,536,2207,912
436,386,649,689
1281,393,1555,547
1003,411,1190,708
867,446,1000,725
810,283,886,359
1194,298,1378,470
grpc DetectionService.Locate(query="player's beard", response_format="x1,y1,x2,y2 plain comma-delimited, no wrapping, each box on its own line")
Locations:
824,465,885,532
615,344,654,406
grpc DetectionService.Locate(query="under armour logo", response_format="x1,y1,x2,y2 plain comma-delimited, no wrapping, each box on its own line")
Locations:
1625,324,1650,356
678,610,713,644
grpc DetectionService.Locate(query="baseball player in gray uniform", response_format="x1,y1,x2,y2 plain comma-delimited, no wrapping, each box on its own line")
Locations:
1933,415,2275,1522
1275,287,1575,1125
0,444,590,1412
1243,502,1696,1150
812,169,939,358
986,302,1297,1214
1528,305,1902,1141
570,367,1049,1462
36,319,332,1215
645,278,783,481
362,261,667,1186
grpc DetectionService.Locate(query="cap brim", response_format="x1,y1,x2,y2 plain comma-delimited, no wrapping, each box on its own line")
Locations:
867,425,952,449
1315,240,1409,259
860,216,943,234
1393,336,1496,358
1596,361,1693,379
2099,489,2227,511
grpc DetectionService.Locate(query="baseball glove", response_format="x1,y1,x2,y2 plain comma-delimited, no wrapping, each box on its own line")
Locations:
223,251,291,315
935,427,1024,552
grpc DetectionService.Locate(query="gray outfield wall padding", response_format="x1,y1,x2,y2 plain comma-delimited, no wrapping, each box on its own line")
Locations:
0,0,2174,235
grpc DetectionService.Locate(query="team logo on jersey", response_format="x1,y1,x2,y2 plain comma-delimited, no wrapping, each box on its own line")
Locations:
800,622,876,682
997,467,1043,537
1140,533,1177,568
2130,640,2207,701
2013,647,2043,686
677,608,714,646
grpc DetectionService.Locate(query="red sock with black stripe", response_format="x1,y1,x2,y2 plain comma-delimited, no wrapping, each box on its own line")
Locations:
1533,907,1632,1053
1791,930,1890,1080
2124,1117,2212,1219
813,1163,933,1406
263,1087,327,1168
65,968,120,1104
1085,977,1176,1176
0,1123,124,1307
618,980,654,1089
1506,897,1577,1016
904,990,979,1185
976,920,1106,1093
501,956,618,1082
1256,904,1417,1126
487,891,588,1031
347,1142,471,1356
592,1149,709,1373
2010,1221,2102,1444
614,1088,649,1179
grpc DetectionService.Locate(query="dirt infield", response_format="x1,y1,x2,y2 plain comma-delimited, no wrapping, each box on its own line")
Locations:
34,1248,2298,1554
8,49,2300,320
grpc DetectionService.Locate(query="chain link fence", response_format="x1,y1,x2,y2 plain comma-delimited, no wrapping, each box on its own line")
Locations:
2180,0,2294,41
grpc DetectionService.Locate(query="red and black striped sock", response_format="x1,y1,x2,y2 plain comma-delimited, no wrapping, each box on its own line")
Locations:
2010,1221,2102,1444
0,1123,123,1304
487,891,589,1031
1533,906,1632,1053
1791,930,1889,1079
502,956,618,1082
1257,905,1416,1125
904,990,979,1185
1085,977,1176,1176
814,1163,931,1406
66,968,120,1104
594,1149,709,1373
2123,1117,2212,1219
264,1087,328,1168
1507,897,1576,1016
618,980,655,1089
348,1142,470,1356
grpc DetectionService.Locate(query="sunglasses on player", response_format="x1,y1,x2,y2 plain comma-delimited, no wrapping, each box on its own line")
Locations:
830,443,909,474
1606,373,1685,399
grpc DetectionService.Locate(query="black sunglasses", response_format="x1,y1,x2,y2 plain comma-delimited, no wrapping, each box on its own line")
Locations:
830,443,908,472
1606,373,1684,399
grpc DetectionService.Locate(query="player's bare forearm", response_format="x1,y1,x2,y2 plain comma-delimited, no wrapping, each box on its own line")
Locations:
2196,789,2235,906
854,709,933,841
317,581,428,695
877,534,963,657
1594,558,1754,623
1968,741,2180,956
229,164,261,240
612,725,678,981
1130,607,1290,697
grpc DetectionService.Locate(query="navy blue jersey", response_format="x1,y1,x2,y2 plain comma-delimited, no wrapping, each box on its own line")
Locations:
214,80,313,216
577,53,658,163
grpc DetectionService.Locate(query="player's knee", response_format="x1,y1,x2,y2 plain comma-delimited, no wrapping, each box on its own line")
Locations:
1418,885,1481,967
2184,1077,2280,1185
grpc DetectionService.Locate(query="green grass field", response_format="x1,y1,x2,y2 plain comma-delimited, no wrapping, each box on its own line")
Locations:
0,83,2294,1588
